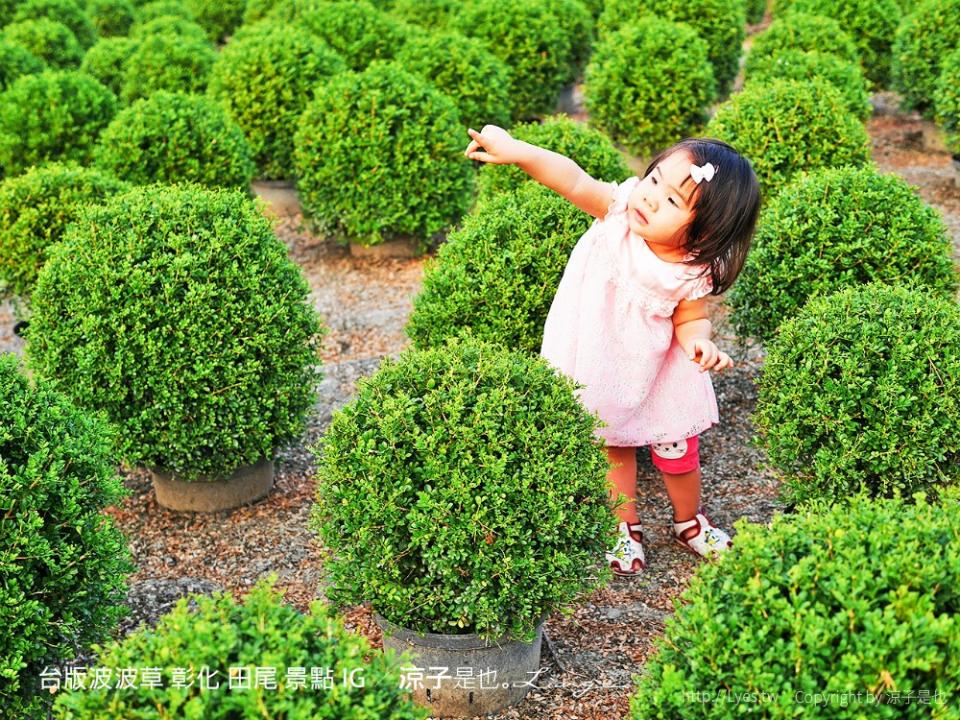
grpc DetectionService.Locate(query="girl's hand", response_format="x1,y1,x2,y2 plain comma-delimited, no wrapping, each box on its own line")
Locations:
688,339,734,373
464,125,522,165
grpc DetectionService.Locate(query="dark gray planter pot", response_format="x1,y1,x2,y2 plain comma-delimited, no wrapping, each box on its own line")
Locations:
374,611,546,718
150,457,275,512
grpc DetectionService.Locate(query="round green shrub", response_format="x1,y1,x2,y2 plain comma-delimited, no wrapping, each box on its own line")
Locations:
79,36,135,97
407,183,594,352
477,114,629,200
0,38,46,91
389,0,457,28
0,163,129,298
94,91,254,189
183,0,245,42
934,47,960,153
120,29,215,101
294,61,473,250
13,0,98,49
0,353,134,719
0,70,117,177
596,0,745,97
395,29,512,129
459,0,591,120
27,184,325,481
706,78,870,197
729,165,958,343
746,0,766,23
744,11,860,78
134,0,195,23
268,0,410,71
312,336,617,642
630,490,960,716
1,18,84,69
754,283,960,505
207,22,345,180
585,16,716,156
51,576,428,719
743,48,872,120
129,13,208,42
892,0,960,117
86,0,136,36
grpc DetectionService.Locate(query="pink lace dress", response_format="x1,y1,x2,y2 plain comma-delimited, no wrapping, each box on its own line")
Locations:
539,175,719,447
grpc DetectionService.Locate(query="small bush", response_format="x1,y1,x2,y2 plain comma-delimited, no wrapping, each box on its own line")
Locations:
892,0,960,117
312,337,617,642
0,38,46,91
596,0,745,97
631,491,960,716
27,184,325,481
208,22,345,180
94,91,254,189
395,29,512,129
0,70,116,177
934,47,960,153
134,0,195,23
460,0,592,120
52,576,428,719
120,29,215,101
743,48,871,120
744,11,860,78
706,78,870,197
293,61,473,250
14,0,98,49
754,283,960,504
79,36,135,97
0,163,129,298
389,0,457,28
1,18,84,69
86,0,137,36
183,0,245,42
129,13,208,43
477,114,629,199
585,16,716,156
729,165,958,343
0,353,134,719
407,183,594,352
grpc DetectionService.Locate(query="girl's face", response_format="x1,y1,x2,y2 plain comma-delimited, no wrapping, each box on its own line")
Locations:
627,150,700,256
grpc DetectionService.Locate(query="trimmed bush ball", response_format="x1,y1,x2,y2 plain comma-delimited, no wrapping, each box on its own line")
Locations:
134,0,195,24
0,70,117,177
86,0,137,36
934,47,960,153
729,165,958,343
743,48,871,120
120,28,215,101
94,91,254,189
0,354,134,719
294,61,473,250
630,490,960,715
407,183,594,352
706,78,870,197
459,0,591,120
207,22,345,180
26,184,325,481
312,337,617,642
129,14,209,43
477,114,629,200
596,0,746,97
744,11,860,78
13,0,98,50
395,29,512,130
389,0,457,28
892,0,960,117
79,36,135,97
754,283,960,504
1,18,84,69
183,0,246,42
51,576,428,719
0,163,129,299
585,16,716,156
0,38,45,91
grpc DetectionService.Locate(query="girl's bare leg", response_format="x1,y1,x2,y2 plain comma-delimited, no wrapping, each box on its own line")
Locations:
660,466,702,522
605,445,639,524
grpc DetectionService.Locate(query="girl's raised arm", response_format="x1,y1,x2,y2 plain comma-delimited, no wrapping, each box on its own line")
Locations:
465,125,615,219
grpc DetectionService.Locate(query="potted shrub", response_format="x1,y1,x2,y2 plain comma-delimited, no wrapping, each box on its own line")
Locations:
754,283,960,506
311,337,618,715
935,47,960,158
120,25,215,101
389,0,459,29
13,0,98,50
630,489,960,715
0,38,46,91
728,165,958,343
183,0,246,43
743,11,860,78
51,576,428,719
0,353,134,719
25,184,325,511
891,0,960,118
86,0,137,37
1,18,83,68
79,36,137,98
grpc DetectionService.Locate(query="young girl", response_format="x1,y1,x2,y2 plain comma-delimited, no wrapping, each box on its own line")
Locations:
464,125,761,576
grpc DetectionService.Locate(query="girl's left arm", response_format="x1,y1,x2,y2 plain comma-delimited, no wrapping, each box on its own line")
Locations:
672,298,733,373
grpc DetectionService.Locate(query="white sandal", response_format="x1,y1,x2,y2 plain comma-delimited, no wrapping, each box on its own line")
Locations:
673,507,733,558
605,520,646,575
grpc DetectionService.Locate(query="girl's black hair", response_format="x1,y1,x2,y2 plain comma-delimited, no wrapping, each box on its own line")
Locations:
642,137,761,295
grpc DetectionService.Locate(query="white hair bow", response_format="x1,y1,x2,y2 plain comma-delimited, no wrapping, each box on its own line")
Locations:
690,162,716,184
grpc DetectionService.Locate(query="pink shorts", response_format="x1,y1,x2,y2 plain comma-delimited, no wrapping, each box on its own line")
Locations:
648,435,700,474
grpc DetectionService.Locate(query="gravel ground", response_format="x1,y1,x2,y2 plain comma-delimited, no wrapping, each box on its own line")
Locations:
7,45,960,720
